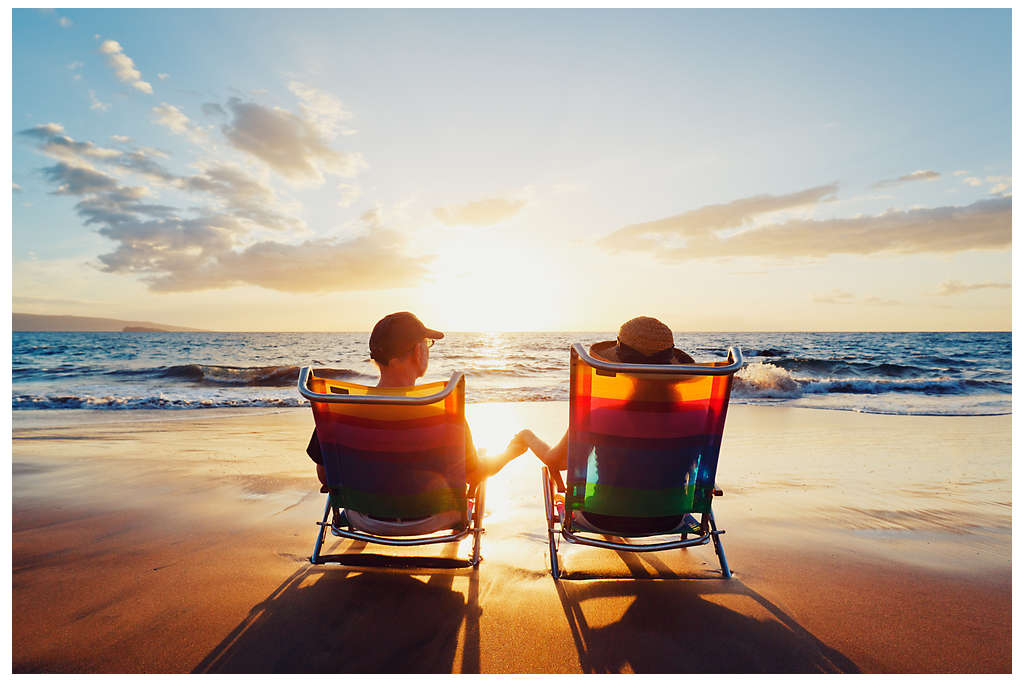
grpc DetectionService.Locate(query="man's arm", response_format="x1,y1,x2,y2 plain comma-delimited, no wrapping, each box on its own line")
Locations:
465,424,527,482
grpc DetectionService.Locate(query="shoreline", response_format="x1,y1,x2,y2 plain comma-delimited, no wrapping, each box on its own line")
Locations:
13,402,1011,672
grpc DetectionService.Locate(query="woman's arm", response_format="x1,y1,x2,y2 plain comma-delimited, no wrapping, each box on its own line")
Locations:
518,429,569,471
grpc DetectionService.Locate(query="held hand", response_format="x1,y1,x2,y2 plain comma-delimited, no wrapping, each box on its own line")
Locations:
506,434,528,457
516,429,544,453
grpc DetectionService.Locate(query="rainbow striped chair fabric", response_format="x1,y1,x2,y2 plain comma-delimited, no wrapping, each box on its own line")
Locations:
542,343,743,578
298,368,485,567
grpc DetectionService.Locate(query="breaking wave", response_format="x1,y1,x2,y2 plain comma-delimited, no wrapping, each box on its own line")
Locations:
112,364,367,387
12,394,307,410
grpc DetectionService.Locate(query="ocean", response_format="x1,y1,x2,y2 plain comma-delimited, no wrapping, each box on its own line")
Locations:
11,331,1011,416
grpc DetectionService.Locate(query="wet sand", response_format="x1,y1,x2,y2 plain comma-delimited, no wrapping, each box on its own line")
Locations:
12,403,1011,673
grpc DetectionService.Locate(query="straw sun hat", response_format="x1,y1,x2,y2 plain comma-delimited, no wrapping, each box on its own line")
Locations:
590,316,694,365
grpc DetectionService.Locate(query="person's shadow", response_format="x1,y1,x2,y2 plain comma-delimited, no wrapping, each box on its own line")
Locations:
554,547,860,673
193,542,481,673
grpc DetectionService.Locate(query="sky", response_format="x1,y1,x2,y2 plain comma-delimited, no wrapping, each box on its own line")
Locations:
10,9,1012,332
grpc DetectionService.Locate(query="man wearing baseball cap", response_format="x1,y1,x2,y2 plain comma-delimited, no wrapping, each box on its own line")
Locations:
307,312,527,488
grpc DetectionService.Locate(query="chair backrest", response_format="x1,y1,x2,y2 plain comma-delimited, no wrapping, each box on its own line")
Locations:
300,369,469,521
566,344,743,519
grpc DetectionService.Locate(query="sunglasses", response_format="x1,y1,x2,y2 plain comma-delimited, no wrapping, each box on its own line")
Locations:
402,337,434,355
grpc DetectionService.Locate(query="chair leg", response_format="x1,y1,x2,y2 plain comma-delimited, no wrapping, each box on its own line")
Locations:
708,508,731,578
472,478,486,568
542,467,560,579
311,497,331,564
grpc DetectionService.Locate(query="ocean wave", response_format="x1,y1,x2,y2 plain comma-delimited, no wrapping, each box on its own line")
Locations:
13,394,308,410
733,363,1011,399
108,364,368,387
746,348,787,357
764,357,928,378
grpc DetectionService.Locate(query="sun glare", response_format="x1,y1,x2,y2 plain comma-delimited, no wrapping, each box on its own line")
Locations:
426,239,565,331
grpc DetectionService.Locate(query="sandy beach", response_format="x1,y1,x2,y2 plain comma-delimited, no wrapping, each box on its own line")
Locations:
12,403,1010,673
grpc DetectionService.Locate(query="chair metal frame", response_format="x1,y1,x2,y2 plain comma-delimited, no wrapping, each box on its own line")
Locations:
299,367,486,568
543,344,743,579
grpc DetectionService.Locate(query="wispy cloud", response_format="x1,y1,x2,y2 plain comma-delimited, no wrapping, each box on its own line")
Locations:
871,169,940,188
221,97,366,183
20,122,282,236
157,73,169,80
984,175,1011,195
89,90,111,112
58,15,72,28
19,121,423,293
813,289,899,306
433,197,527,226
41,161,119,195
935,280,1011,296
953,170,968,176
98,40,153,94
287,81,355,138
963,176,983,187
183,162,305,232
13,183,23,193
151,102,208,145
201,102,226,117
602,189,1010,261
600,183,838,252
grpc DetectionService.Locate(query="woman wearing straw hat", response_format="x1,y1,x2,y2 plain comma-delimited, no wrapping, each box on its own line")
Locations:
518,315,693,470
518,316,695,534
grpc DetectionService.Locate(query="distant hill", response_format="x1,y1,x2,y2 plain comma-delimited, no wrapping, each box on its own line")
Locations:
12,313,206,332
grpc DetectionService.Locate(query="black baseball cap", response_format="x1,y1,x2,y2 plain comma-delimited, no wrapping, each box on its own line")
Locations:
369,312,444,363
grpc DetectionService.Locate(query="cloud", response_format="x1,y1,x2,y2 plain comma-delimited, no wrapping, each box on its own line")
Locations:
288,81,355,138
89,90,111,112
984,175,1011,195
41,162,118,195
433,197,528,226
110,149,179,183
935,280,1011,296
814,290,899,306
157,73,169,80
603,193,1010,261
337,183,361,208
111,134,131,143
151,102,208,145
221,97,366,183
600,183,838,252
963,176,983,187
953,170,968,176
59,16,71,27
20,123,299,229
206,230,432,293
21,120,423,294
22,122,64,137
98,40,153,94
813,289,855,304
201,102,226,117
87,198,426,294
871,169,940,188
67,61,83,71
183,162,305,232
19,123,121,162
13,183,22,192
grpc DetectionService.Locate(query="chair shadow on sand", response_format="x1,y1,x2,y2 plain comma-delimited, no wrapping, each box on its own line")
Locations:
193,541,482,673
554,546,860,673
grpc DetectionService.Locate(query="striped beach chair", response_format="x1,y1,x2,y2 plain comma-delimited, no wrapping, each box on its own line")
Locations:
542,344,744,579
298,368,485,567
